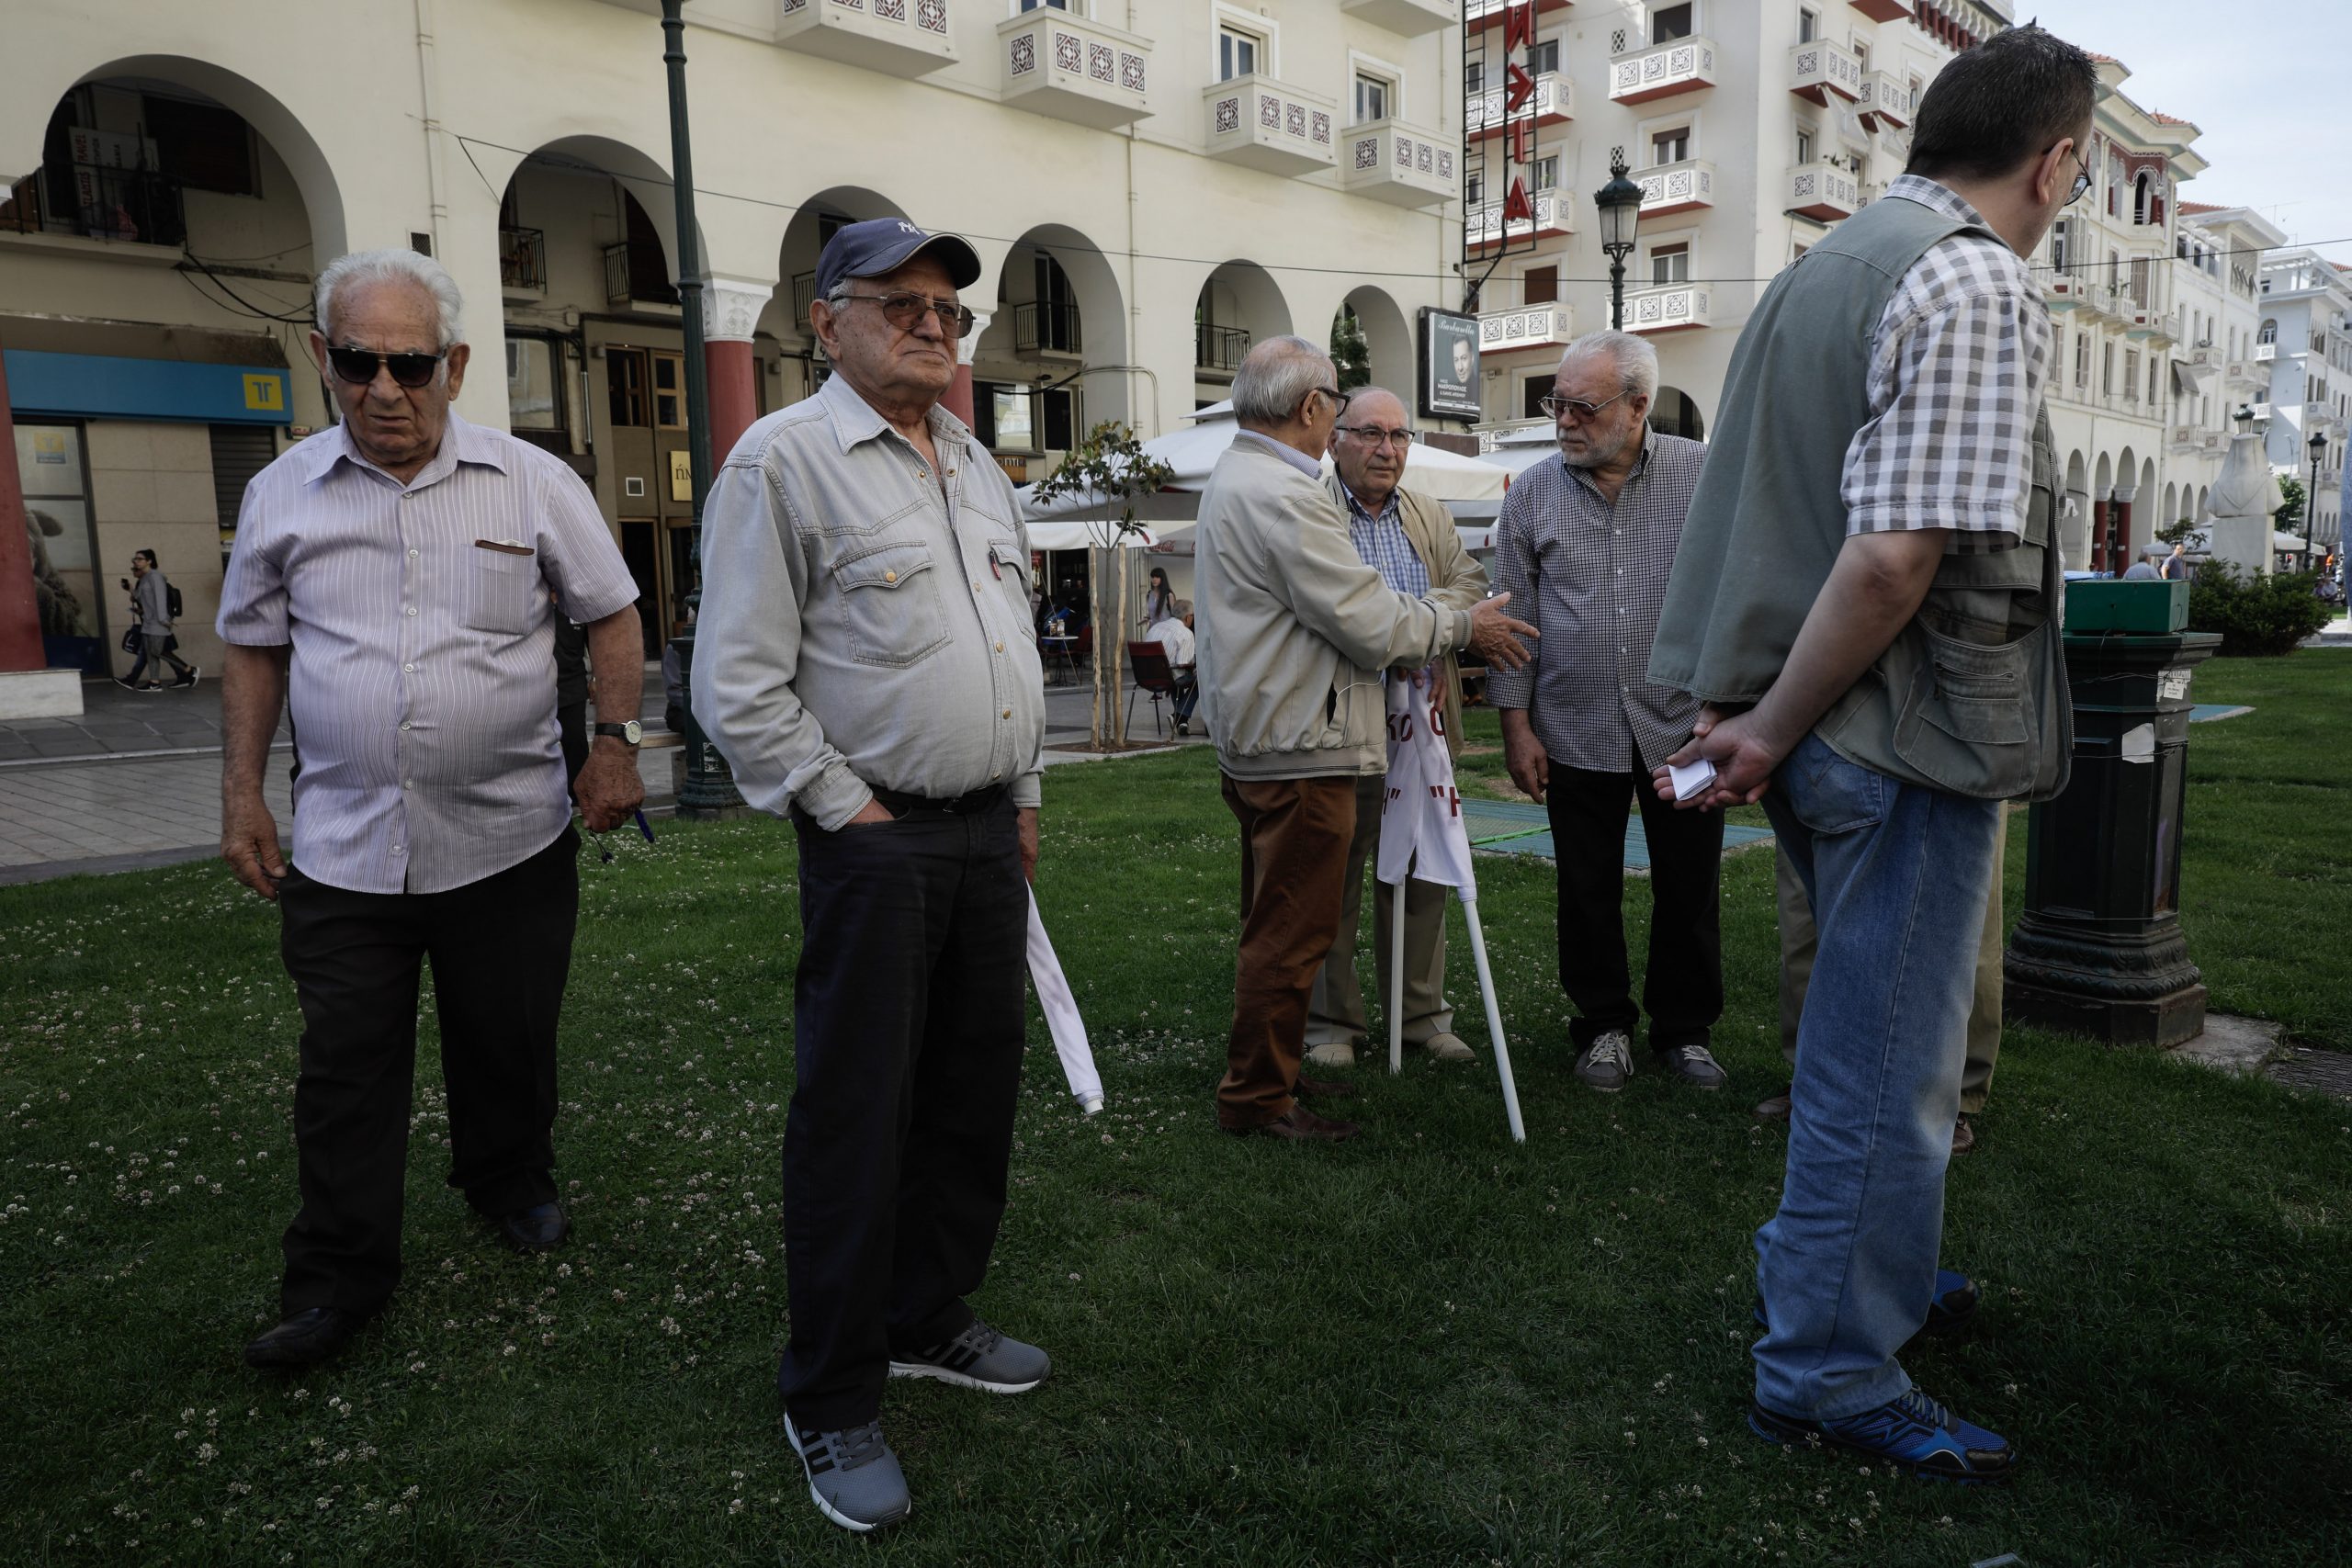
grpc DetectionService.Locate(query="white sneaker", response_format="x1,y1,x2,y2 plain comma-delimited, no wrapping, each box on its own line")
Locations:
1304,1040,1358,1069
1419,1032,1476,1063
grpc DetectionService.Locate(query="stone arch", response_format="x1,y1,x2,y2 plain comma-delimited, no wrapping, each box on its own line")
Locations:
1194,260,1292,395
765,185,913,343
2163,481,2178,533
2062,449,2092,570
1650,385,1706,442
2197,483,2210,522
969,221,1131,433
496,134,692,315
1338,285,1415,401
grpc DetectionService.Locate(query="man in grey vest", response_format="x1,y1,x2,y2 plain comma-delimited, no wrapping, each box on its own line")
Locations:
1647,26,2093,1483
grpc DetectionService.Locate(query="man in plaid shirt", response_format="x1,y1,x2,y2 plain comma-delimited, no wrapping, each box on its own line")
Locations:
1648,27,2094,1483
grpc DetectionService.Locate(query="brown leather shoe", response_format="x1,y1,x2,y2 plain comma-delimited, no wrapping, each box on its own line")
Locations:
1754,1088,1792,1122
1294,1072,1357,1100
1230,1102,1360,1142
1951,1114,1977,1156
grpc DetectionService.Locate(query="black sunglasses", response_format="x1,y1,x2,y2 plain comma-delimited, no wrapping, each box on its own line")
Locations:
326,345,447,389
835,290,976,338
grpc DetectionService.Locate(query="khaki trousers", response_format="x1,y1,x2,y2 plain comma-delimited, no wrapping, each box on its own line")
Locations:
1306,773,1455,1050
1776,808,2007,1114
1217,773,1358,1129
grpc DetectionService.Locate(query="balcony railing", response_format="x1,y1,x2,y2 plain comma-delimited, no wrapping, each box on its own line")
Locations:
1609,35,1719,105
3,164,187,247
1789,161,1861,222
604,241,678,309
1467,0,1568,29
1466,71,1573,138
999,7,1152,130
1465,185,1574,250
1790,39,1864,104
1344,0,1460,36
775,0,956,75
1015,300,1083,356
2255,342,2278,361
1339,118,1458,209
500,226,547,292
1477,302,1575,355
1638,158,1714,218
1196,322,1250,373
1621,282,1712,334
1203,73,1338,176
791,271,817,325
1859,69,1913,128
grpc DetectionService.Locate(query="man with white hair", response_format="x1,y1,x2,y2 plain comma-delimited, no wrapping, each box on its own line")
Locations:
219,248,644,1371
1195,337,1532,1140
1489,331,1726,1094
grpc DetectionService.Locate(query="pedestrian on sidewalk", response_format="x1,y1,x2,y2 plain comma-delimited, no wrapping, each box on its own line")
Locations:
1647,25,2090,1483
1194,338,1532,1142
219,247,644,1375
1305,386,1510,1070
119,549,198,691
691,219,1050,1535
1488,332,1726,1095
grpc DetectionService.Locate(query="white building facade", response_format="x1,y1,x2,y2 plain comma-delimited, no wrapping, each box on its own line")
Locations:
1468,0,2012,440
2252,247,2351,558
1,0,1468,679
2166,202,2287,553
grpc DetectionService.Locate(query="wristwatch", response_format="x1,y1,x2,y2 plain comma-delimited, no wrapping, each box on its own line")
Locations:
593,720,643,746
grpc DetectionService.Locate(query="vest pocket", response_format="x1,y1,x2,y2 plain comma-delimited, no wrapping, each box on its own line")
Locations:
832,541,949,668
1891,624,2033,796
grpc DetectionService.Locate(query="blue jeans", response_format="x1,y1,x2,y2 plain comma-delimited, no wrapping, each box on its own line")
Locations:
1754,733,2000,1419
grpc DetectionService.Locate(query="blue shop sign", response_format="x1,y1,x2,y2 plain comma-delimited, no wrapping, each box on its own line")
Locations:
4,349,292,426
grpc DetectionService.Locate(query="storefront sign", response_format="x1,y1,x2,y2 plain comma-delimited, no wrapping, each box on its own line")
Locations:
1419,308,1482,423
2,350,291,426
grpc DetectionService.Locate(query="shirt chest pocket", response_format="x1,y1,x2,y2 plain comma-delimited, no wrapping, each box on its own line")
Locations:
461,547,539,637
832,540,950,668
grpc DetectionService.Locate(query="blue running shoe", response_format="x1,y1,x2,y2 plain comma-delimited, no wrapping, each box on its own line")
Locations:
1748,1389,2017,1483
1752,1268,1980,1340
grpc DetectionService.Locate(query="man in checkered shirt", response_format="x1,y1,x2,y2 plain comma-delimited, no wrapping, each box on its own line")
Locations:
1646,27,2093,1484
1487,332,1727,1097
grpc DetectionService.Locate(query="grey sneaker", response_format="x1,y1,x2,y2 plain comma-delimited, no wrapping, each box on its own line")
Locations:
888,1317,1051,1394
785,1414,910,1533
1573,1029,1634,1092
1656,1043,1727,1089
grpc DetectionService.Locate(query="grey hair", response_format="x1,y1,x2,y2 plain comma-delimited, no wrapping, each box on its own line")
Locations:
1341,384,1408,418
1231,334,1337,425
314,249,466,350
1557,331,1658,403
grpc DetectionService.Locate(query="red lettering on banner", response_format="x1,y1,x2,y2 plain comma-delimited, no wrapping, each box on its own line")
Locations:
1509,119,1533,166
1503,0,1533,52
1502,177,1533,225
1505,61,1535,113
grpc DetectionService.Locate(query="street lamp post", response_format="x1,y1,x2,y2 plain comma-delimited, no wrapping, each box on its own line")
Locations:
2306,426,2327,570
660,0,745,815
1592,149,1643,333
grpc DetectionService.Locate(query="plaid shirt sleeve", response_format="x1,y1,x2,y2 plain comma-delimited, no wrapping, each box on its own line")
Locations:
1840,240,2052,552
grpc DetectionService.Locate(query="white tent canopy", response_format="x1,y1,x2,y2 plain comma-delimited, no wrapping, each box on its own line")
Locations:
1020,401,1510,547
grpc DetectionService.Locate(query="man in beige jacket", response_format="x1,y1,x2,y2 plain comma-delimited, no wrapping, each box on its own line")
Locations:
1196,339,1532,1141
1306,387,1524,1068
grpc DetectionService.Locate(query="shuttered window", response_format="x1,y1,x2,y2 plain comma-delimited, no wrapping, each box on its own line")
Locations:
209,423,278,530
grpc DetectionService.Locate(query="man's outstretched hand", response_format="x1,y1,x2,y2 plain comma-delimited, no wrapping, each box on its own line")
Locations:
1467,592,1540,671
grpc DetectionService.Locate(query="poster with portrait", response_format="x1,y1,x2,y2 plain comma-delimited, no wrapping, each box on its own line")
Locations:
1419,308,1481,423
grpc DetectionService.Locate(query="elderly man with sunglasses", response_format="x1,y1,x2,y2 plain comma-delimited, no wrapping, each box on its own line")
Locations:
1195,339,1533,1142
692,220,1047,1534
218,250,644,1373
1488,331,1727,1097
1304,386,1528,1070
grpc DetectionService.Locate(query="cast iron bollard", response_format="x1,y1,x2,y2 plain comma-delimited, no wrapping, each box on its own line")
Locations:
669,589,750,819
2003,580,2221,1047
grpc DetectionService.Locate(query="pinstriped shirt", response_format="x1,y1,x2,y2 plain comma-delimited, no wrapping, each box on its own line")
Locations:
217,413,639,895
1485,433,1705,773
1843,175,2052,556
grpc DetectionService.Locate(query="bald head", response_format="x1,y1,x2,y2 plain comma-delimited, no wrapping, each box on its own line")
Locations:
1329,386,1413,506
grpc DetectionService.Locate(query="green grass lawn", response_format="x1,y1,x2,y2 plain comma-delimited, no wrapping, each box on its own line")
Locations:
4,655,2349,1564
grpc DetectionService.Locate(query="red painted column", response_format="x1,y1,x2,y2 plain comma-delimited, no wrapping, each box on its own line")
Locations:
0,344,48,672
2111,488,2135,566
942,307,990,430
699,277,773,464
2091,498,2110,573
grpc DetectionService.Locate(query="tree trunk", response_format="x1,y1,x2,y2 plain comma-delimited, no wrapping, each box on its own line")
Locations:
1087,543,1105,749
1110,543,1130,747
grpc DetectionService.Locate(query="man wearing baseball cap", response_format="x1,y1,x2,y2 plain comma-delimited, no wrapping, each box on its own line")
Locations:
694,218,1049,1533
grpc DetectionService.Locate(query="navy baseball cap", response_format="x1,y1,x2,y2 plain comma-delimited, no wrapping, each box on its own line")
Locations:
814,218,982,300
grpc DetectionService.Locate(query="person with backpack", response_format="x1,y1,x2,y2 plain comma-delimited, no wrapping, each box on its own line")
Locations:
119,548,198,691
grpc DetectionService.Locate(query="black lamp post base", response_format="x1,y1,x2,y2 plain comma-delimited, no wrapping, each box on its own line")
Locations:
2004,912,2209,1048
2006,976,2208,1049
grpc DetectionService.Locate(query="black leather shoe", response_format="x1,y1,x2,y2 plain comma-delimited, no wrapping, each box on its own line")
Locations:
499,1201,571,1254
244,1306,362,1370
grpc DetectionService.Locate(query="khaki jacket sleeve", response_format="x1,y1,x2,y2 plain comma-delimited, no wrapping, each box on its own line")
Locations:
1282,487,1468,671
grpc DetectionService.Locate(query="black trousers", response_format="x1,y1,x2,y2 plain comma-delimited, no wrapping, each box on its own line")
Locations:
275,827,579,1317
781,798,1029,1430
1544,761,1724,1051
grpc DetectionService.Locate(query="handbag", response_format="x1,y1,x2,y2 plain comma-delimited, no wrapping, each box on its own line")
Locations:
119,626,141,655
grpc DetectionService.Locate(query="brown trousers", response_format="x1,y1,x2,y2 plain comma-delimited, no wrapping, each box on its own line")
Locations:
1306,773,1454,1048
1777,808,2007,1114
1218,773,1359,1129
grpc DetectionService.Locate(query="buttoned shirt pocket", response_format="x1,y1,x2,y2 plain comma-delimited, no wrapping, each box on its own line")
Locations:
832,539,950,668
462,546,539,636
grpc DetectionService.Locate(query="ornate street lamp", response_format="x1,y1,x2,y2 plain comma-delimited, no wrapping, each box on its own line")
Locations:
2307,426,2328,570
1592,148,1643,332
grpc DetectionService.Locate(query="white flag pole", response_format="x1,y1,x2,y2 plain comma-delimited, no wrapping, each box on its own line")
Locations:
1388,876,1408,1076
1458,895,1526,1144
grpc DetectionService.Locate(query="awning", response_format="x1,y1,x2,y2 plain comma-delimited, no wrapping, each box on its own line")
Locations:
2173,360,2219,395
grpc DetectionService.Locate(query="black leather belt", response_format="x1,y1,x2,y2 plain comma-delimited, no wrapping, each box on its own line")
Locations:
870,784,1008,818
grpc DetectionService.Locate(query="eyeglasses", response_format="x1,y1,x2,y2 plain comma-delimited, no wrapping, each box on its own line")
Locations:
834,290,976,338
1334,423,1417,449
2063,145,2092,207
1538,389,1630,423
326,346,447,389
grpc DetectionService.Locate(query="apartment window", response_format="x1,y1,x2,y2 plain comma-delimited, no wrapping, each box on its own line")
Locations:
1798,7,1818,43
2074,332,2090,388
1795,129,1815,165
2050,218,2071,274
1522,377,1555,419
2259,319,2278,345
1651,242,1690,286
1353,73,1391,124
2130,257,2150,307
1652,3,1694,43
143,93,260,197
1652,127,1690,164
2102,341,2115,395
1532,154,1559,190
1217,26,1261,82
1524,265,1557,305
1853,41,1870,71
652,351,685,429
1465,169,1483,204
1464,60,1485,96
1528,39,1562,74
1018,0,1071,9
